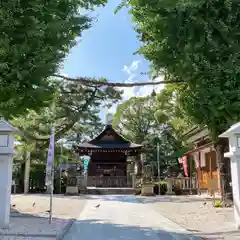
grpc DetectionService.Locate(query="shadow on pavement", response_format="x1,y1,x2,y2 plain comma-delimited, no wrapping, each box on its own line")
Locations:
15,193,214,204
63,218,202,240
137,196,214,204
79,194,213,205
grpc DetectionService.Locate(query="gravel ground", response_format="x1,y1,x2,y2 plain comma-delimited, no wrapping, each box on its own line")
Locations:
139,195,240,239
0,194,87,240
11,194,86,219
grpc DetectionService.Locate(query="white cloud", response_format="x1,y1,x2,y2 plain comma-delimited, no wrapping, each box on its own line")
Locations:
135,75,165,98
108,61,165,114
61,73,68,78
122,60,140,76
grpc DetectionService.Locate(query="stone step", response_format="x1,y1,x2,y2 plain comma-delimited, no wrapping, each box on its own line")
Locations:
87,187,134,195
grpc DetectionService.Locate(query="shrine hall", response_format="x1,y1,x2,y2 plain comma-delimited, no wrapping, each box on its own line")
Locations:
74,124,143,188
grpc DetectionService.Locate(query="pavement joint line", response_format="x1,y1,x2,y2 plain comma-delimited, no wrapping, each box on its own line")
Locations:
135,196,204,240
56,199,90,240
0,233,56,237
11,213,49,218
56,218,76,240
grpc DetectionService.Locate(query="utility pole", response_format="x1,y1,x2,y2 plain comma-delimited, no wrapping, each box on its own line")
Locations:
59,142,63,194
157,143,160,180
157,143,161,195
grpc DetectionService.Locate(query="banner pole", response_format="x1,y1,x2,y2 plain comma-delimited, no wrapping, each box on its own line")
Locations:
49,168,54,224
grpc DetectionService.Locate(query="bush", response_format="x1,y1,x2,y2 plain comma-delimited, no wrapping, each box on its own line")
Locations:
173,185,182,195
154,181,167,195
135,188,141,195
214,201,222,208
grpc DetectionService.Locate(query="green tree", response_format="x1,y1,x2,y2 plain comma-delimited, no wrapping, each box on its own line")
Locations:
119,0,239,201
113,93,186,176
113,96,158,144
12,78,122,191
13,79,122,148
0,0,107,118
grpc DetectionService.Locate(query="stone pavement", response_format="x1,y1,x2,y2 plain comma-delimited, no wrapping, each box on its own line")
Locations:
63,195,202,240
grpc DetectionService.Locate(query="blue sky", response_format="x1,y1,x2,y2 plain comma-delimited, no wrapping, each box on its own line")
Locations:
61,1,163,120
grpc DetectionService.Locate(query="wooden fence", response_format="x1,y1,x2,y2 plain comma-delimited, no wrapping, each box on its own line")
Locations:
87,176,132,188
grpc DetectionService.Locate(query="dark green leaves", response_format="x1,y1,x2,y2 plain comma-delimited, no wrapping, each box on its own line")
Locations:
123,0,240,140
0,0,107,118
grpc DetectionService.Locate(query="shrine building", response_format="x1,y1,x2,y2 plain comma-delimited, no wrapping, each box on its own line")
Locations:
74,124,143,188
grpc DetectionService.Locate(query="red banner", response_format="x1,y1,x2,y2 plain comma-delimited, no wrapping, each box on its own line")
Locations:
182,156,188,177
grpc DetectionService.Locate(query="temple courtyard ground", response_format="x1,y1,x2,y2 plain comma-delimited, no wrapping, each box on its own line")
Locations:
2,194,239,239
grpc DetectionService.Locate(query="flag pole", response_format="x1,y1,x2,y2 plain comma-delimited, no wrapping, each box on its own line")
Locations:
45,99,56,224
49,167,54,224
50,99,56,224
157,143,161,195
157,143,160,180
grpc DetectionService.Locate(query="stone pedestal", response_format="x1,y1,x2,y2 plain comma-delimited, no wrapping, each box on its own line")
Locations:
219,123,240,229
141,184,155,196
66,186,79,195
0,119,17,228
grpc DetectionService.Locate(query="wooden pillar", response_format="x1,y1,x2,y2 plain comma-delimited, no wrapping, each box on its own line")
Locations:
196,151,201,195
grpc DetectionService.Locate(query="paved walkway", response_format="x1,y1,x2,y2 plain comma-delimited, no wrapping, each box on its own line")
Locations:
63,195,202,240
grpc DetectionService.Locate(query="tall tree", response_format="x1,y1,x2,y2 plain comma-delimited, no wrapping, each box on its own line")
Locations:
119,0,240,201
0,0,107,118
13,79,122,147
113,93,185,176
113,96,158,144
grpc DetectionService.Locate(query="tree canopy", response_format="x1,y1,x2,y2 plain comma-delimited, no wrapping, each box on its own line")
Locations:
119,0,240,140
0,0,107,118
12,78,122,165
112,89,190,177
118,0,240,200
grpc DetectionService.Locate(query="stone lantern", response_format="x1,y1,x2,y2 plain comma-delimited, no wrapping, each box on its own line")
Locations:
219,122,240,229
0,119,18,228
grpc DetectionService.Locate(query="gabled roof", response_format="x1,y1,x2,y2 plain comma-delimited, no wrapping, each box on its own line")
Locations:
0,119,18,132
77,142,142,149
219,122,240,138
89,124,128,144
75,124,143,150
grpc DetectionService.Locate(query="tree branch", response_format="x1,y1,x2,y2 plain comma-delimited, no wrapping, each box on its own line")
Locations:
53,74,184,87
39,88,98,149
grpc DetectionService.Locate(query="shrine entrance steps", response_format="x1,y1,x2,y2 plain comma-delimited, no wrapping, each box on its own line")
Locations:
87,187,134,195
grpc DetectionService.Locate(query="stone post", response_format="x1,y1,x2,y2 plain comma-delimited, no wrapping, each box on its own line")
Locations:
0,119,17,228
219,122,240,229
132,174,136,188
166,178,173,195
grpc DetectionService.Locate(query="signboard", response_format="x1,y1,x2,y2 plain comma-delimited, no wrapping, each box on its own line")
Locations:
83,155,90,170
84,159,89,169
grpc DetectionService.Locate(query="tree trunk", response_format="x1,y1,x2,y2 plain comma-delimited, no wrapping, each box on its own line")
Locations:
214,140,232,204
24,151,31,194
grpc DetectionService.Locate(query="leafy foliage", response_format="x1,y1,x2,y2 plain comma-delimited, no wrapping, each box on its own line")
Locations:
113,96,158,144
121,0,240,140
12,78,122,165
0,0,107,118
113,92,187,176
121,0,240,200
